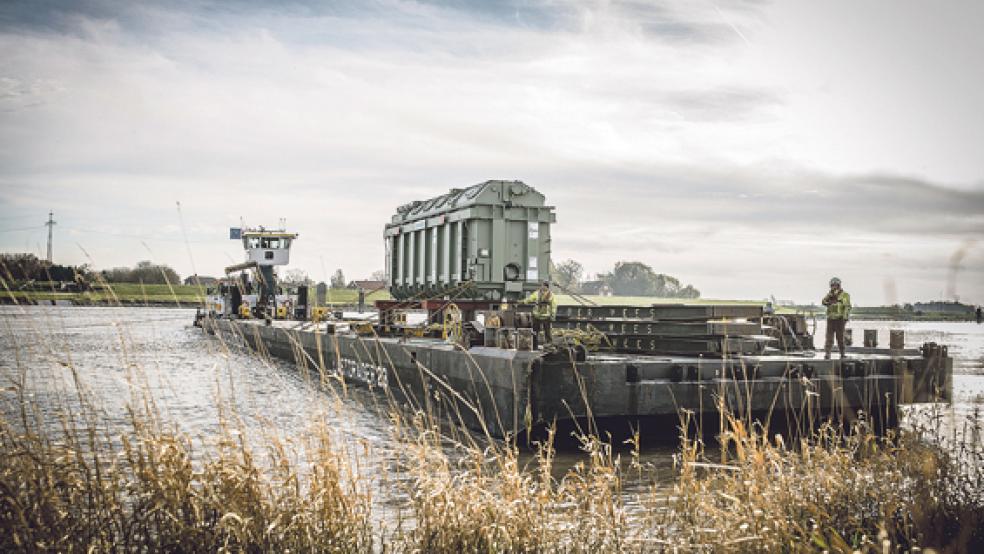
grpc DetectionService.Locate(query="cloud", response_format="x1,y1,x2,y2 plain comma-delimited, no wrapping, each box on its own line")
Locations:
548,162,984,236
2,1,769,177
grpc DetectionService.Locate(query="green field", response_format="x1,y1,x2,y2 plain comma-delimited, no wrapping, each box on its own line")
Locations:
318,288,389,303
6,283,206,305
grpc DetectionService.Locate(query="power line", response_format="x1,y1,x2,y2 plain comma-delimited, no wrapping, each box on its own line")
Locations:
2,221,227,244
0,213,43,222
62,226,214,244
0,225,44,233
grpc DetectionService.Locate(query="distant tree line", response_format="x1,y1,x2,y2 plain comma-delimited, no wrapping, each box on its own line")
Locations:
1,253,188,287
330,269,346,289
101,260,180,285
550,259,700,298
281,268,314,287
259,268,388,290
0,253,88,282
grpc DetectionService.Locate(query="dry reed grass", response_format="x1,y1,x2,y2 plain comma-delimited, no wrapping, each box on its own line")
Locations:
655,411,984,552
0,374,374,552
1,272,982,553
390,422,628,553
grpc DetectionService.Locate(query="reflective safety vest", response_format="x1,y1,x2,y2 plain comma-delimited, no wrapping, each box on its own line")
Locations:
824,290,851,320
525,290,557,320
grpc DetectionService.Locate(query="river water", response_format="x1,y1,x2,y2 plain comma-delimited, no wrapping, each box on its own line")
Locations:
2,306,983,501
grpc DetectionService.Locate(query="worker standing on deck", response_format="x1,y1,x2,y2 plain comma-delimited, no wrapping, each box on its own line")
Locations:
525,281,557,349
822,277,851,359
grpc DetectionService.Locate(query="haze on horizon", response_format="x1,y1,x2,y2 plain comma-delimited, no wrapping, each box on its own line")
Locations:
1,0,982,305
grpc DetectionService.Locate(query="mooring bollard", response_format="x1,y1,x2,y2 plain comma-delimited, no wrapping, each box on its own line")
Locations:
496,328,514,349
515,328,534,351
863,329,878,348
890,330,905,350
484,327,497,347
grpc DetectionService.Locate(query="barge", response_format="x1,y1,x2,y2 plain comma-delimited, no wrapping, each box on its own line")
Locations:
199,180,952,439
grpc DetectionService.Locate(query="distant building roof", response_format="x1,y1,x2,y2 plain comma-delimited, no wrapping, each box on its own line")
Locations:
184,275,218,286
347,280,386,291
580,280,613,296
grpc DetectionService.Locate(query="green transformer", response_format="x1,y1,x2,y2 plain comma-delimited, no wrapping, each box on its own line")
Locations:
385,180,556,301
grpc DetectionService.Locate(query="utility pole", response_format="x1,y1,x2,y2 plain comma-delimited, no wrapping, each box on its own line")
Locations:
45,211,56,264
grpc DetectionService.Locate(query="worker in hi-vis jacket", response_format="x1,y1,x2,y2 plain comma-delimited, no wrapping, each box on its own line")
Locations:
822,277,852,360
524,280,557,349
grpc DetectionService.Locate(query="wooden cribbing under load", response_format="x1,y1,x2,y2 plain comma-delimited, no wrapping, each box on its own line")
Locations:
555,303,768,356
556,304,764,322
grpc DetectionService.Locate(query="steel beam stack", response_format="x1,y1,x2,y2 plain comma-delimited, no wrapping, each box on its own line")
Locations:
555,303,768,356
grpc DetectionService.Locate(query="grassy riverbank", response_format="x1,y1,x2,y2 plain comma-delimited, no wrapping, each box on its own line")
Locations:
1,309,982,552
4,285,754,309
4,283,206,305
2,283,395,307
4,284,753,310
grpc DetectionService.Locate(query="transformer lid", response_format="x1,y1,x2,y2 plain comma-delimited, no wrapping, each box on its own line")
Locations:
389,180,550,224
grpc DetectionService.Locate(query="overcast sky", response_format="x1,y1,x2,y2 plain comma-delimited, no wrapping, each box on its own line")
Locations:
1,0,982,304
